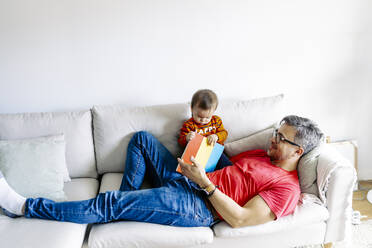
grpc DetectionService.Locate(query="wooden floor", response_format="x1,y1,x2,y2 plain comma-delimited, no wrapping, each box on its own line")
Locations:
353,180,372,220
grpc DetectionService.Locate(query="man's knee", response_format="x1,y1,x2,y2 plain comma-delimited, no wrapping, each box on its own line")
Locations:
132,131,154,143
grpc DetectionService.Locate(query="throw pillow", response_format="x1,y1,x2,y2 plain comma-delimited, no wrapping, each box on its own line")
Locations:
0,134,70,201
297,144,323,197
224,127,274,157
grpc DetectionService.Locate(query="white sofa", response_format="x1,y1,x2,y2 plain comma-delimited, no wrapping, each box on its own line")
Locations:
0,95,356,248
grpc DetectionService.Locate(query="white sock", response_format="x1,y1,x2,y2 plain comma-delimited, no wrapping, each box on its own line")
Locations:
0,176,26,216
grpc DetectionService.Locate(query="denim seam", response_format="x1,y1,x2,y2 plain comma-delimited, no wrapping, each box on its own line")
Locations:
129,144,143,190
126,207,190,218
47,211,105,222
50,210,90,216
108,204,115,222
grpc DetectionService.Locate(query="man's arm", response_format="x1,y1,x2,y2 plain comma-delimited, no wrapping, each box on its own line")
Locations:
208,190,275,227
177,157,275,228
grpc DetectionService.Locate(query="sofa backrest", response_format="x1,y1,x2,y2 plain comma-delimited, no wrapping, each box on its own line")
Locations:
92,103,190,174
216,94,284,143
92,94,284,174
0,111,97,179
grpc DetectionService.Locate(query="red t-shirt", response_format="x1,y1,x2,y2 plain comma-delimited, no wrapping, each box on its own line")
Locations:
207,149,300,219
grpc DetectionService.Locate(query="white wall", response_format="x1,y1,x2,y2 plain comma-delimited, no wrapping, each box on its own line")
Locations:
0,0,371,179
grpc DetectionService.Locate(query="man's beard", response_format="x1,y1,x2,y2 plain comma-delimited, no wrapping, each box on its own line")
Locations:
268,145,289,162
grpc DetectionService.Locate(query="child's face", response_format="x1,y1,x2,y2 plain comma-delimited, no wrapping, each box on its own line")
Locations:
192,106,215,125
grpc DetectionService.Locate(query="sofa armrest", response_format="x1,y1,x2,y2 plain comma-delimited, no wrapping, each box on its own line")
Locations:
317,145,357,243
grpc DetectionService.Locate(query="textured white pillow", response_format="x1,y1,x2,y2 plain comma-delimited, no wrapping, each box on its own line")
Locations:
224,127,274,157
0,134,70,201
297,144,323,197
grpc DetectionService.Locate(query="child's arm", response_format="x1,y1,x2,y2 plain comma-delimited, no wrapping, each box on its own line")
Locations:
178,120,195,147
214,116,228,144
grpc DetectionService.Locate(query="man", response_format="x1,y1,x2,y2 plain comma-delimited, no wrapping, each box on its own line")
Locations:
0,115,324,228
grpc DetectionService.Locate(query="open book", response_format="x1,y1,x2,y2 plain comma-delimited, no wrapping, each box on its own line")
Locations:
176,133,224,173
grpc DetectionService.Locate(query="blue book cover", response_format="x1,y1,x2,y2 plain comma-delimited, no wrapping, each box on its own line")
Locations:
204,143,224,172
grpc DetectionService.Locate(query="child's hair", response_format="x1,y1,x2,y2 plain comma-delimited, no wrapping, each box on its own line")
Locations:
191,89,218,110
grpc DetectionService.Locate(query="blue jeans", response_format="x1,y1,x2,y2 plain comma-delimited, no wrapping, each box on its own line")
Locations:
25,131,215,227
215,152,233,171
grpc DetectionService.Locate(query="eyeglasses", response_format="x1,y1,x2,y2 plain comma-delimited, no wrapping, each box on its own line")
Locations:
273,129,301,148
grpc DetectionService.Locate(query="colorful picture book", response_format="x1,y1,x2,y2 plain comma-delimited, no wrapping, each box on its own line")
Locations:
177,133,224,173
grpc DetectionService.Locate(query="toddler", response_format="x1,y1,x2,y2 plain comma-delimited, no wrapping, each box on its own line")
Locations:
178,89,232,170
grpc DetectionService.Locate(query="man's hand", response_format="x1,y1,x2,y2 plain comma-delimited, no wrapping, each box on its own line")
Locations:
186,132,196,142
177,157,211,188
207,134,218,145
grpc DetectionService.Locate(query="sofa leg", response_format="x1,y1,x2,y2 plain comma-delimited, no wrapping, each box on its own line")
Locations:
322,243,333,248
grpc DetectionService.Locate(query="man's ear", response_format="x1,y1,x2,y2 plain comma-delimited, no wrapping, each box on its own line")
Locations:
295,147,305,157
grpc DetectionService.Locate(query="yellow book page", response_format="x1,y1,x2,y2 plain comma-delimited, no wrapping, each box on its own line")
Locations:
194,137,213,168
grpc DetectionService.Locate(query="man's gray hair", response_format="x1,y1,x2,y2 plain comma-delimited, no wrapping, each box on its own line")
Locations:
280,115,324,155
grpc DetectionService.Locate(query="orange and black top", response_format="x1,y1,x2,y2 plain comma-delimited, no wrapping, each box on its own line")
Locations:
178,115,228,147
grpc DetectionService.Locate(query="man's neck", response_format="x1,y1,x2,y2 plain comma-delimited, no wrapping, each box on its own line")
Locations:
271,159,298,172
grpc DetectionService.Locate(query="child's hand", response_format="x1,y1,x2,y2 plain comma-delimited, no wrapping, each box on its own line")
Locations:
186,132,196,142
207,134,218,145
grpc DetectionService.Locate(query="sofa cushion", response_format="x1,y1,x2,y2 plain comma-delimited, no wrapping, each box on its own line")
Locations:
217,94,284,143
98,173,123,192
0,217,88,248
206,222,327,248
92,103,190,174
0,134,70,201
0,178,99,217
0,178,99,248
92,95,284,174
224,127,274,157
88,172,214,248
88,221,214,248
0,111,97,178
97,173,152,193
64,178,100,201
212,199,329,238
